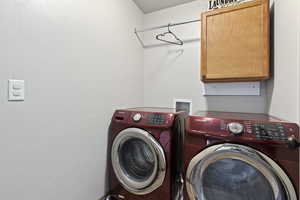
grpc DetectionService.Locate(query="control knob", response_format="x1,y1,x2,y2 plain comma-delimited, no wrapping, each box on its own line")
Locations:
228,122,244,135
287,136,300,149
133,113,142,122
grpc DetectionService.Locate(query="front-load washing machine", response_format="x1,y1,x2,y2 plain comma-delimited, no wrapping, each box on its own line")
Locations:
184,111,299,200
106,108,185,200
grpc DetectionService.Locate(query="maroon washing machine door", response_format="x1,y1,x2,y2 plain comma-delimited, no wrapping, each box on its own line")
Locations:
111,128,166,195
186,144,297,200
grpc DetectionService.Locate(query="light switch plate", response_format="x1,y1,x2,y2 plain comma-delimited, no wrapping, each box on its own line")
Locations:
8,80,25,101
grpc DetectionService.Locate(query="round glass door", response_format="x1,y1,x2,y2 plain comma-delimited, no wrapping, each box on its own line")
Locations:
111,128,166,195
186,144,297,200
119,138,156,182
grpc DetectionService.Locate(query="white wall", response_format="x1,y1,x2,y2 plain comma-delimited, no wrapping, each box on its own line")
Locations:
143,1,267,114
0,1,143,200
298,0,300,125
266,0,300,123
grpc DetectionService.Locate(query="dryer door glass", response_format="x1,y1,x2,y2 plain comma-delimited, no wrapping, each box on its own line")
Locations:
111,128,166,195
119,138,155,182
186,144,297,200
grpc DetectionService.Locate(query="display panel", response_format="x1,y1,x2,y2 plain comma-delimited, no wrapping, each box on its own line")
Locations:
252,123,287,140
148,114,166,125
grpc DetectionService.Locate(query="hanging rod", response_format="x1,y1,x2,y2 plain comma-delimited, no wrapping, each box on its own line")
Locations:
134,18,201,48
135,19,201,33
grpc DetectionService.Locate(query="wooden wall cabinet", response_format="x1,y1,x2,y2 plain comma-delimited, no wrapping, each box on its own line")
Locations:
201,0,270,82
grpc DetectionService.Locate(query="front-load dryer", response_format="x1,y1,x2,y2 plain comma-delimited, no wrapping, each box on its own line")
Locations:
106,108,185,200
184,111,299,200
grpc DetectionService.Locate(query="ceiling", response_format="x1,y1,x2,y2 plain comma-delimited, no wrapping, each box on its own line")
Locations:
132,0,197,14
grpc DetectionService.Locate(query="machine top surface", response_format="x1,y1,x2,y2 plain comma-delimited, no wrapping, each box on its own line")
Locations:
121,107,182,114
193,111,284,122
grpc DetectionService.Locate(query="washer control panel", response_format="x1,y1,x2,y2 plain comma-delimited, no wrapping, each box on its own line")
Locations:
113,110,175,128
252,123,286,140
147,113,166,125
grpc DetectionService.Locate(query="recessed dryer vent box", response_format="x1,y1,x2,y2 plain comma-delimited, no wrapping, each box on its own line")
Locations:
174,99,192,115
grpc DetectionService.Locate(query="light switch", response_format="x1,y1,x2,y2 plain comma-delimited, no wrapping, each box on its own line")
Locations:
8,80,25,101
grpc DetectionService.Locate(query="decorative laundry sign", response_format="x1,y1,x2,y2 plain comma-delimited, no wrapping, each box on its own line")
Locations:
208,0,252,10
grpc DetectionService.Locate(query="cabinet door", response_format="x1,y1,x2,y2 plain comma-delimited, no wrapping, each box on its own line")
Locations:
201,0,270,82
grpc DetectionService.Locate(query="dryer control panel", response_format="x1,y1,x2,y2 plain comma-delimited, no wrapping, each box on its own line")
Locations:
252,123,287,140
187,111,299,144
225,121,297,142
